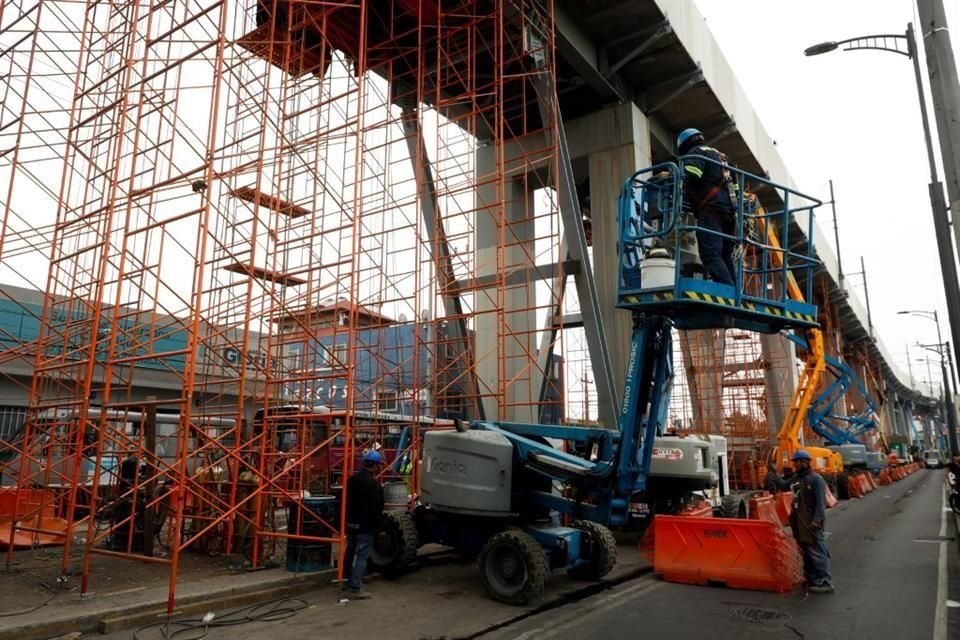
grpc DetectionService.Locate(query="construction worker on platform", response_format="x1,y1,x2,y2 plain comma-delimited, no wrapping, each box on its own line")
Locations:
343,449,385,600
677,127,737,286
788,449,834,594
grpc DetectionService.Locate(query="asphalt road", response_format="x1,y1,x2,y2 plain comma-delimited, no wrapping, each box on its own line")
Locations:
484,469,960,640
95,469,959,640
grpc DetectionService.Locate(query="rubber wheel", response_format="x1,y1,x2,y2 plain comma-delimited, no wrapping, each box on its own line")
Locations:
567,520,618,581
368,511,418,575
479,530,547,605
720,494,747,519
837,472,850,500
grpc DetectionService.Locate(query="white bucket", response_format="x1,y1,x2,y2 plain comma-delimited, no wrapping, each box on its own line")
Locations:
641,256,676,290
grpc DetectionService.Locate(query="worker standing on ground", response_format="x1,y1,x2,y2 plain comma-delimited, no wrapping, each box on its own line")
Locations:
343,449,385,600
788,449,834,594
677,127,737,286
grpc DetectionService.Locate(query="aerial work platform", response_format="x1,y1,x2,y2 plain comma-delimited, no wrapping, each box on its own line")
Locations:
616,158,821,334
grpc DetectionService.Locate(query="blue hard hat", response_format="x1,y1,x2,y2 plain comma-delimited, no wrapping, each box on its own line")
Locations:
791,449,812,461
676,127,703,151
363,449,384,465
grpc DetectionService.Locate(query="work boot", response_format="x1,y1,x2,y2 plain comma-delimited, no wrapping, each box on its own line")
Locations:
808,582,835,594
348,589,372,600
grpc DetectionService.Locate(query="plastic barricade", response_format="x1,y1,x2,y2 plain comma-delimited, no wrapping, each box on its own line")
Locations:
849,475,864,498
679,501,714,518
877,468,891,485
774,491,792,526
748,493,781,525
825,484,838,508
653,515,802,593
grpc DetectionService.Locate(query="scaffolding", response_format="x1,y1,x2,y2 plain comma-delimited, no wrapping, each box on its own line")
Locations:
0,0,574,612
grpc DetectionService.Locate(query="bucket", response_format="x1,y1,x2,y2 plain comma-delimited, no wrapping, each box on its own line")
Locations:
640,256,675,290
383,481,409,511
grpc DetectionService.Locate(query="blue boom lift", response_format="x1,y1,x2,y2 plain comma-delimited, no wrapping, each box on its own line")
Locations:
368,157,821,604
784,331,882,496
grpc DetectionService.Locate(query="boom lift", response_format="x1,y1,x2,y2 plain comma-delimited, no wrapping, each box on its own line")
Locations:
370,158,821,604
749,206,844,492
784,331,882,496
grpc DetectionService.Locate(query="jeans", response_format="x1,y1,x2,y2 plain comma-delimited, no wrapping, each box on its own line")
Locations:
696,209,736,286
800,532,832,586
344,532,373,591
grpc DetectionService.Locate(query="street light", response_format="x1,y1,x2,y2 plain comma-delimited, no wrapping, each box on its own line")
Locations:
898,309,958,390
807,25,960,431
900,309,959,455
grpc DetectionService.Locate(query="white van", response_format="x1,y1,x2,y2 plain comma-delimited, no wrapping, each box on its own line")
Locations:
923,450,941,469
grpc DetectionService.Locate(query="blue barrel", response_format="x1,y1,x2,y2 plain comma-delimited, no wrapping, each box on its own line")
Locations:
286,496,338,572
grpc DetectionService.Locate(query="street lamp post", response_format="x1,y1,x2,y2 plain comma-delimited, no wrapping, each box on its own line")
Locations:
807,25,960,408
900,308,959,455
846,258,874,337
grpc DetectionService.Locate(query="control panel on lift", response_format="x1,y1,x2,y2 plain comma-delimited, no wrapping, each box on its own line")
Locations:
617,157,821,334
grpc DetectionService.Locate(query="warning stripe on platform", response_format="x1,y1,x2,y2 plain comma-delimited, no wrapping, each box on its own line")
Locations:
621,291,815,324
683,291,815,323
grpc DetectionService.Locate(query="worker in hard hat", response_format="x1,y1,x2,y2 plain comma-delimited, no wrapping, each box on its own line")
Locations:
343,449,385,600
788,449,834,594
676,127,737,286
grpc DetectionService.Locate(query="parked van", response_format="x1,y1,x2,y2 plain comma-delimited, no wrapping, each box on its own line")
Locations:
923,449,942,469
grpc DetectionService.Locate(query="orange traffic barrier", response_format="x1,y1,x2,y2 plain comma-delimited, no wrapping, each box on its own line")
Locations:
749,493,781,525
865,473,877,490
878,468,891,485
774,491,792,526
679,501,714,518
849,475,864,498
825,484,838,508
653,515,803,592
860,474,873,494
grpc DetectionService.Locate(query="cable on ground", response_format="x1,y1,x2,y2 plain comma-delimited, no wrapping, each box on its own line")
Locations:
131,596,308,640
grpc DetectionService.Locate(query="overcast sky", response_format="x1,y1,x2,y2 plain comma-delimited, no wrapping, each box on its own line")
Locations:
694,0,960,395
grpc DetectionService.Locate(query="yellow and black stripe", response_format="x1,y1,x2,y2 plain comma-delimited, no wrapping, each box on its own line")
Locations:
621,289,815,324
683,291,815,323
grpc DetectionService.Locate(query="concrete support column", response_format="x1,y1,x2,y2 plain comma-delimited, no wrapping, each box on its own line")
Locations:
760,334,798,438
475,145,536,423
578,102,651,391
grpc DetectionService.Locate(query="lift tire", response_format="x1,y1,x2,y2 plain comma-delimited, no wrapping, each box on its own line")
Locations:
479,530,547,605
837,472,850,500
720,494,747,519
368,511,419,576
567,520,618,581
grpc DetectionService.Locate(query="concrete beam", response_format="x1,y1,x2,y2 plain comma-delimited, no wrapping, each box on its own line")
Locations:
554,3,674,153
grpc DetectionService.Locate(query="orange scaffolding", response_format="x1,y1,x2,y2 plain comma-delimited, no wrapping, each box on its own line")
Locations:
0,0,569,612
